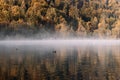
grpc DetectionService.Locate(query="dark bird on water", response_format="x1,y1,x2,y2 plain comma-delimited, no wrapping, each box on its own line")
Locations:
53,50,56,53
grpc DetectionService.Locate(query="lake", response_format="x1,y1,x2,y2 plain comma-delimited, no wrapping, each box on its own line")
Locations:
0,40,120,80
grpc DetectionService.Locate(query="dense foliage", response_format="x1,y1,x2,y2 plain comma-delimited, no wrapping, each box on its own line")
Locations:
0,0,120,38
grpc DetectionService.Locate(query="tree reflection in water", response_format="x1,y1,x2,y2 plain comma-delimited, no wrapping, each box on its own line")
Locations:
0,45,120,80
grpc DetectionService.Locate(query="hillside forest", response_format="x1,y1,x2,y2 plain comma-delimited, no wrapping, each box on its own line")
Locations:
0,0,120,39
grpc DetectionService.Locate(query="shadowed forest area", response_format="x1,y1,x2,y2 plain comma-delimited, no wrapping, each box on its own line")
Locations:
0,0,120,39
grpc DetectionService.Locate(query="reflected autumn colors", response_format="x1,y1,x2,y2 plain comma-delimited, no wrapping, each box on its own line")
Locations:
0,44,120,80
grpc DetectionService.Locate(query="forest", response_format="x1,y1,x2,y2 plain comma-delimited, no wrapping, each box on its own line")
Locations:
0,0,120,39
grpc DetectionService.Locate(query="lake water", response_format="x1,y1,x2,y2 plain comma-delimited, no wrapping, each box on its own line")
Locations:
0,40,120,80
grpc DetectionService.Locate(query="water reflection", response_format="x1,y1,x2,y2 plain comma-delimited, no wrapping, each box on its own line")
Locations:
0,44,120,80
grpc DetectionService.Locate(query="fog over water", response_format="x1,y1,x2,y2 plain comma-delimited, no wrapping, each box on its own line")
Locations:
0,0,120,79
0,39,120,46
0,39,120,80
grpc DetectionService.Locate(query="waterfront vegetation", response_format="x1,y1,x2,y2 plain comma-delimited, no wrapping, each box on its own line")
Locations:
0,0,120,38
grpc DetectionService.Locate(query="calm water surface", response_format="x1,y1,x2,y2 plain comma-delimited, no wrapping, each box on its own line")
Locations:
0,40,120,80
